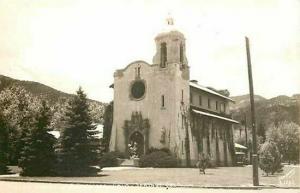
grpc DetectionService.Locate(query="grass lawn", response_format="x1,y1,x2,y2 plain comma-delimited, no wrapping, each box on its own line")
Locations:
1,165,299,187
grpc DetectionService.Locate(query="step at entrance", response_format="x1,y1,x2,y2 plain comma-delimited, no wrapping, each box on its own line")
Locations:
119,159,135,166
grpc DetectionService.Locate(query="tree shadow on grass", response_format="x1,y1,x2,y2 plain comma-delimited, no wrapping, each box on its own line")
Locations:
201,173,214,175
95,174,109,177
56,173,110,178
196,172,214,175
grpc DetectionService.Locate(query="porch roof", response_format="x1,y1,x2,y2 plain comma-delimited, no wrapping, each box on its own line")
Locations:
192,109,239,124
190,82,234,102
235,143,248,149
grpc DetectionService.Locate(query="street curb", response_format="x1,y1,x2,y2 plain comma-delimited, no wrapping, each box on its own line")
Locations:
0,178,299,189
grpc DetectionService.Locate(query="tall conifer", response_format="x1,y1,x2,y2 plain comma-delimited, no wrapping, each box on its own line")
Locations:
18,101,56,176
0,114,9,174
58,87,99,176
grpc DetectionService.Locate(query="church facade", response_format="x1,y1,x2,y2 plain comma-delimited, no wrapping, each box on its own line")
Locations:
109,20,238,166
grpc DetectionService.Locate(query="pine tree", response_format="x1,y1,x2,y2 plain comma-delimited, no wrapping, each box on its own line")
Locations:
18,101,57,176
0,113,9,174
57,87,100,176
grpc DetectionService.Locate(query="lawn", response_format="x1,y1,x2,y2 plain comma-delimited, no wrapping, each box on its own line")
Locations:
1,165,299,187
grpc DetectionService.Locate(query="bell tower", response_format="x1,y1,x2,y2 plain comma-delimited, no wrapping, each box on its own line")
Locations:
110,15,191,165
152,16,188,68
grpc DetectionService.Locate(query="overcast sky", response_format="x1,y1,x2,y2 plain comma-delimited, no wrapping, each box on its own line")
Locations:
0,0,299,102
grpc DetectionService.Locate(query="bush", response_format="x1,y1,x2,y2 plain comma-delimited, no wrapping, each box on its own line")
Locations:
139,150,178,168
99,151,126,168
259,141,283,176
146,147,171,155
266,121,300,164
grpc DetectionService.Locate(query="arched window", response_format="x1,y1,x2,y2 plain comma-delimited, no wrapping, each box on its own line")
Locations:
180,43,184,63
160,42,167,68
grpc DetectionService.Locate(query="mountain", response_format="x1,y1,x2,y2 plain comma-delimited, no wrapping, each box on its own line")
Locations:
230,94,266,111
230,93,300,127
0,75,72,104
0,75,106,123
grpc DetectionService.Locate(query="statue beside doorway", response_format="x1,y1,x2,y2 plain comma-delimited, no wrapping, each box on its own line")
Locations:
128,142,138,159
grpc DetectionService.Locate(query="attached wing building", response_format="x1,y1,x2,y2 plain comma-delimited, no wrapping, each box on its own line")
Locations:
109,17,239,166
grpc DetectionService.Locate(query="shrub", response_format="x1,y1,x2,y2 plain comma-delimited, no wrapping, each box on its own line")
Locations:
259,141,283,176
146,147,171,155
99,151,126,168
139,150,177,168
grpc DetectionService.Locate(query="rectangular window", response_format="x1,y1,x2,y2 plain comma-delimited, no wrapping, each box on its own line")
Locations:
137,67,140,77
199,95,202,106
208,98,211,109
216,101,219,110
220,103,224,112
181,90,183,102
161,95,165,108
181,141,184,154
190,93,193,104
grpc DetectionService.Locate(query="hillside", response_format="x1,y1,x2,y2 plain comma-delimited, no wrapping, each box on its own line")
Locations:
0,75,72,104
230,93,300,127
230,94,266,111
0,75,106,123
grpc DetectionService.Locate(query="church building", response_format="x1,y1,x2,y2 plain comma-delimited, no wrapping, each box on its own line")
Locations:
109,17,239,166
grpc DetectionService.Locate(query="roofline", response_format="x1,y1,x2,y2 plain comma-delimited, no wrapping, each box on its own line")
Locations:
190,82,235,102
116,60,151,73
192,109,239,124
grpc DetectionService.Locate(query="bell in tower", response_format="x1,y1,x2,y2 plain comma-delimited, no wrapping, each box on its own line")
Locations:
152,16,188,68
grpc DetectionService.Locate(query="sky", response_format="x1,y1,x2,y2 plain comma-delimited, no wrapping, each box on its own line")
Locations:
0,0,299,102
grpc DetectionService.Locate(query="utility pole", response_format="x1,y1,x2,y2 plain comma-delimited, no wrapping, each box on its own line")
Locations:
245,36,259,186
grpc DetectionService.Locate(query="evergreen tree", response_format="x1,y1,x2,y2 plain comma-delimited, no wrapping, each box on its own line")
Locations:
0,113,9,174
57,87,100,176
18,101,57,176
102,101,113,152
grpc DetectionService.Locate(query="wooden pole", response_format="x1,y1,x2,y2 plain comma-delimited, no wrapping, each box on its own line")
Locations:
245,36,259,186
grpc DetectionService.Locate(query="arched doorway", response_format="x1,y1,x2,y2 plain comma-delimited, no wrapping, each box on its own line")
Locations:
129,131,144,157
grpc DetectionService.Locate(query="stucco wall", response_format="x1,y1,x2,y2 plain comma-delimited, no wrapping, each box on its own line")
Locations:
110,60,190,161
190,87,230,115
109,28,236,167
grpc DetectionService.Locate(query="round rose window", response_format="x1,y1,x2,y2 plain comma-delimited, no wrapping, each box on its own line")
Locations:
131,81,145,99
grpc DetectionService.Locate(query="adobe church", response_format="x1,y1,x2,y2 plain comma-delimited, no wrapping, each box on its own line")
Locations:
109,17,239,166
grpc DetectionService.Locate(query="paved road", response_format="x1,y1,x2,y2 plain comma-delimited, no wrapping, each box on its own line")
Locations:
0,181,299,193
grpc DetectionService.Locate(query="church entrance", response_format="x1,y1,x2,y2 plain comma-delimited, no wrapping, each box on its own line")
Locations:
129,131,144,157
